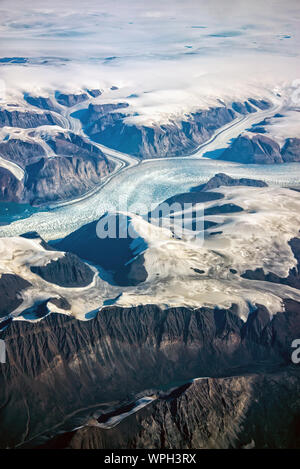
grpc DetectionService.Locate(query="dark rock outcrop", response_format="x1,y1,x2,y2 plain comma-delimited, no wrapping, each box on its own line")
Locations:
192,173,268,192
149,174,267,236
20,231,53,251
49,297,71,310
151,191,224,215
232,101,257,114
65,369,300,449
248,98,271,110
0,301,299,448
0,109,61,128
281,138,300,162
24,154,109,205
0,167,23,202
75,102,250,158
87,89,102,98
0,132,114,205
248,126,267,134
218,135,300,165
24,95,59,112
55,92,89,107
30,253,95,287
204,203,243,215
0,138,45,168
219,134,282,164
44,131,105,160
0,274,31,317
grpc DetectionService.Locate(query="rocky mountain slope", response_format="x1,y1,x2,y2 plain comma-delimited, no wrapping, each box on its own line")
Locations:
1,92,272,172
0,108,62,128
0,132,114,205
65,368,300,449
75,100,265,158
30,252,94,288
0,299,299,449
0,274,31,318
0,182,299,448
0,167,23,202
0,174,300,449
217,131,300,165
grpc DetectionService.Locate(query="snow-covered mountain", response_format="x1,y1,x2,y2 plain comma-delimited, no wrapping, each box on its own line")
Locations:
1,0,300,451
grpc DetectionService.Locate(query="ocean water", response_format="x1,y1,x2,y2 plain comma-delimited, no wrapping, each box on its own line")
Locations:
0,202,39,226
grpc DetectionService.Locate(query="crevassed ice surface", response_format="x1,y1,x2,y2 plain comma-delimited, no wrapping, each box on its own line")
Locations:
1,158,300,241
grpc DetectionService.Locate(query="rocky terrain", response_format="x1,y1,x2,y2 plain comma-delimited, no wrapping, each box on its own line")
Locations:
0,139,46,168
1,0,300,451
30,252,94,288
2,91,297,170
0,299,299,449
0,274,31,318
55,92,89,108
282,138,300,162
0,85,299,450
65,368,300,449
5,91,272,162
76,100,267,158
0,108,62,128
24,152,112,205
192,172,268,191
0,132,114,205
0,167,23,202
0,174,300,449
217,134,300,164
0,90,281,208
24,94,60,113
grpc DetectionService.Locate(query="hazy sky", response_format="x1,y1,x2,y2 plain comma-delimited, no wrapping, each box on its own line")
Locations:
0,0,300,122
1,0,299,60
